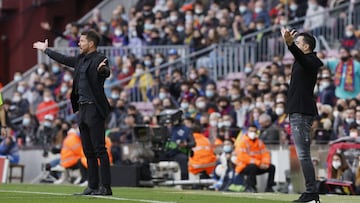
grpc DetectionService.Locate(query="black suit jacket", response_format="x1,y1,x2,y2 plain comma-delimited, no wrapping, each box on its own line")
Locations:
44,48,111,119
286,43,323,116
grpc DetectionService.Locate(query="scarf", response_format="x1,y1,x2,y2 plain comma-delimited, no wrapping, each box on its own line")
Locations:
334,59,354,92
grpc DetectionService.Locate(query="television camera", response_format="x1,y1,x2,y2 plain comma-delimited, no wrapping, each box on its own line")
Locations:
132,109,183,162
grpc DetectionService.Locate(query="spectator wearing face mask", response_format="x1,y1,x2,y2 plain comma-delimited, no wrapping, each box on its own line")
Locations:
303,0,326,36
233,124,276,193
37,114,57,157
126,62,153,101
0,135,20,164
36,89,59,123
8,91,30,124
329,153,354,184
318,74,336,106
341,24,359,50
325,47,360,99
258,113,284,145
17,113,39,146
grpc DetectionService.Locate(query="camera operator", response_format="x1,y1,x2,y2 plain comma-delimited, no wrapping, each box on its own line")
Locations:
161,110,195,180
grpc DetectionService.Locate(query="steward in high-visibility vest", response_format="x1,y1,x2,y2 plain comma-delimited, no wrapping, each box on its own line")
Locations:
60,128,85,168
233,124,276,192
188,132,217,175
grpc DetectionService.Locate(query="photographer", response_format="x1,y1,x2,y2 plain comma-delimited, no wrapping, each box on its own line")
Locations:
161,110,195,180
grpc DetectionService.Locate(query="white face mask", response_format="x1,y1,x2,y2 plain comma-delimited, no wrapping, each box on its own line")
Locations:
345,118,354,124
22,118,31,126
248,132,257,140
122,67,129,74
135,69,144,75
158,92,166,100
223,145,232,153
349,131,358,138
345,31,353,37
155,58,163,65
12,96,21,103
209,120,217,127
217,122,224,128
254,7,262,13
239,6,247,13
356,120,360,125
290,4,298,11
114,29,122,36
17,86,25,93
275,107,284,116
63,74,72,82
223,121,231,127
170,15,178,22
37,68,45,75
180,102,189,109
244,66,252,74
44,96,52,102
14,75,22,82
332,160,341,170
44,121,52,127
190,73,197,80
196,101,206,109
60,86,68,94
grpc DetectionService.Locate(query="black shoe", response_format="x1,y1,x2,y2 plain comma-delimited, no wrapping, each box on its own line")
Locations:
293,193,320,203
92,186,112,196
244,186,257,193
74,187,98,195
265,187,275,192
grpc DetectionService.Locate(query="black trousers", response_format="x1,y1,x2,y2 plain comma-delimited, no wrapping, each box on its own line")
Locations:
241,164,276,189
78,103,111,189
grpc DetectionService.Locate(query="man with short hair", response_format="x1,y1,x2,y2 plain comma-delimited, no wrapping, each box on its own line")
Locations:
33,30,112,195
281,28,322,202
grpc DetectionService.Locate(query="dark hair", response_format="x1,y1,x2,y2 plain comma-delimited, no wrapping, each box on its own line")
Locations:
81,30,100,47
298,32,316,51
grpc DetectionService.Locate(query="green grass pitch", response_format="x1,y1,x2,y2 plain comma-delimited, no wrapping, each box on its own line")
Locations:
0,184,358,203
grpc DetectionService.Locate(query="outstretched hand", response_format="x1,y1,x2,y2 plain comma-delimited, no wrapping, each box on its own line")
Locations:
280,27,297,46
33,39,48,52
97,58,108,72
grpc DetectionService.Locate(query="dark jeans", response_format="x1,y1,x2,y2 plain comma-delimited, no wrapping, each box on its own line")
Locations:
78,103,111,189
240,164,276,189
289,113,316,193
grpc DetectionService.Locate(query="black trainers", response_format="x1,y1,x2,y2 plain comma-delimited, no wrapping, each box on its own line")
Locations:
74,187,98,195
265,187,275,192
293,193,320,203
92,186,112,196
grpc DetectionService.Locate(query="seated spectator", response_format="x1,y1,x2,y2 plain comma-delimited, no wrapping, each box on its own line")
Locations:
327,153,355,194
233,124,276,193
0,135,19,164
212,139,237,191
126,62,153,101
259,113,284,144
36,89,59,123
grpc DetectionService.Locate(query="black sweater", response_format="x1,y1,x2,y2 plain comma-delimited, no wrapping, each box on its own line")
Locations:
286,43,323,116
44,48,111,119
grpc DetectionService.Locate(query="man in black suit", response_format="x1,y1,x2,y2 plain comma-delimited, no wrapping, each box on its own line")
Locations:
33,30,112,195
281,28,322,202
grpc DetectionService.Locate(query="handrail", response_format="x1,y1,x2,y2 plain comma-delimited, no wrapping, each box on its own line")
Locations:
104,44,218,89
240,1,356,44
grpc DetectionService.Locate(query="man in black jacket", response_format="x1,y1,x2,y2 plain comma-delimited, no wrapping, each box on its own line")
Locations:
281,28,322,203
33,30,112,196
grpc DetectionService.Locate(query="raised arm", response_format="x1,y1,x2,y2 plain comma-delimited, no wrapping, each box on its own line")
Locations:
33,39,76,68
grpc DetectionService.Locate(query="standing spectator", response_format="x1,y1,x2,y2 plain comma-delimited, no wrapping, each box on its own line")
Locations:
253,0,271,27
325,47,360,99
259,113,283,145
126,62,153,101
341,25,359,50
303,0,326,36
8,91,29,124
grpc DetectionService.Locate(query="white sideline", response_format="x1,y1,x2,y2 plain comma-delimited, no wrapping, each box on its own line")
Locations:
0,190,177,203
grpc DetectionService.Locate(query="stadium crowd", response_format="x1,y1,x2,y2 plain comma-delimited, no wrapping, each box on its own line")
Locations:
1,0,360,194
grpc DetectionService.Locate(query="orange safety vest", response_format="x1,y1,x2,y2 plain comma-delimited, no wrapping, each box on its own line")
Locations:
81,136,113,168
234,134,271,174
188,132,217,175
60,130,84,168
